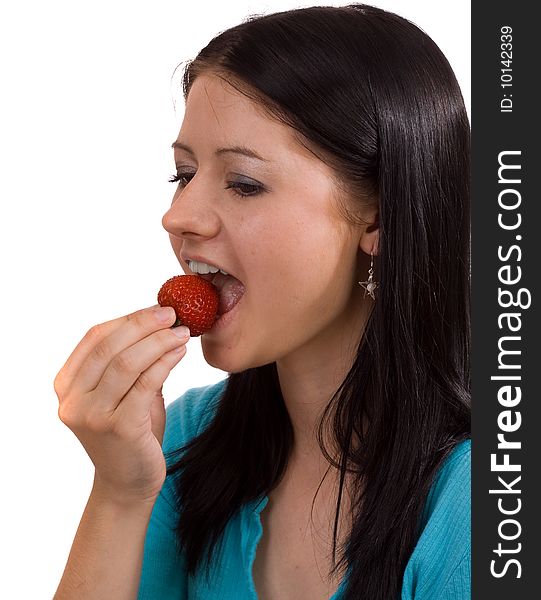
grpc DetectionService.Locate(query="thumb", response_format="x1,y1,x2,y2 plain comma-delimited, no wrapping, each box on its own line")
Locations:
150,387,167,447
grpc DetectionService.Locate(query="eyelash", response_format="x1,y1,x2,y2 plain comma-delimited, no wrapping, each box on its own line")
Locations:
168,173,264,198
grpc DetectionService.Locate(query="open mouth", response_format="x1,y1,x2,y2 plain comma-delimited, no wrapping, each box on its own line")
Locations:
198,271,246,317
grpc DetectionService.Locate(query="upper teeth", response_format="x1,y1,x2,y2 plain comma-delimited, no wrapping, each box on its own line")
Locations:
187,260,229,276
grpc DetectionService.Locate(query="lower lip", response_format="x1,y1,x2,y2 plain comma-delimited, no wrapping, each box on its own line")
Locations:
207,294,245,332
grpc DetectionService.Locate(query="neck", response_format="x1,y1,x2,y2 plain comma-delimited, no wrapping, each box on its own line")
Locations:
275,298,372,465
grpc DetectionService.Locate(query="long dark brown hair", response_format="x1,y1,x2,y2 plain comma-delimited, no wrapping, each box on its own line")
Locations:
164,4,471,599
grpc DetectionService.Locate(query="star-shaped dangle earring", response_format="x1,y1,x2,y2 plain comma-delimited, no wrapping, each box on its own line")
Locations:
358,251,378,300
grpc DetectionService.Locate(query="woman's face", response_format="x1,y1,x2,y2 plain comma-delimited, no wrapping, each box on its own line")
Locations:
162,73,376,373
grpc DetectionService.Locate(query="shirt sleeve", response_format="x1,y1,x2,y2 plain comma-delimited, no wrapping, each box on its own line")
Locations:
440,550,471,600
401,440,471,600
137,473,188,600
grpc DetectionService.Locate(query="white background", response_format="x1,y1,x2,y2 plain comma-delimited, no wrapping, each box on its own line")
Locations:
0,1,470,597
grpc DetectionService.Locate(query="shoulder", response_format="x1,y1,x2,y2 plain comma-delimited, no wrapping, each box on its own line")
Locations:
162,378,228,457
423,438,471,522
401,439,471,599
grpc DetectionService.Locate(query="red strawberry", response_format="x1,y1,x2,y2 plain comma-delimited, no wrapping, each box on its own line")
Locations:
157,275,219,337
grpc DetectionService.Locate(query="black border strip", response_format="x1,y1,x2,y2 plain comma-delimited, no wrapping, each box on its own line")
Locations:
472,1,540,597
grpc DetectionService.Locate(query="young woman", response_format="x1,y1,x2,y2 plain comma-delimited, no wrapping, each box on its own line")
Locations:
53,4,470,600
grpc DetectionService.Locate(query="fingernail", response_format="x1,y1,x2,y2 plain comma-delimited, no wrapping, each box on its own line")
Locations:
155,306,174,322
172,326,190,339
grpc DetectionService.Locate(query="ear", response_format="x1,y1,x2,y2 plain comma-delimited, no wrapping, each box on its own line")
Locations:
358,212,379,256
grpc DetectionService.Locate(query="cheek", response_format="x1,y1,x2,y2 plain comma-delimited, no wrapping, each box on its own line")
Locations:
248,255,339,322
247,219,344,301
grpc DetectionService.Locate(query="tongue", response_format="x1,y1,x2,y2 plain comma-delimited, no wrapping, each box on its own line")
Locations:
199,272,245,316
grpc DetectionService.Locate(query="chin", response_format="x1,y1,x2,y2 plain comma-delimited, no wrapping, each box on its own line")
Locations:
200,340,244,373
200,339,270,374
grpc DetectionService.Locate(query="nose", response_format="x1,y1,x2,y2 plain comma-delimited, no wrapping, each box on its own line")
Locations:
161,179,220,241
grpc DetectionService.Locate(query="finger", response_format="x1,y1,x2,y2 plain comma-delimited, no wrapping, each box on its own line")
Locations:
113,345,187,426
86,324,190,412
55,304,164,395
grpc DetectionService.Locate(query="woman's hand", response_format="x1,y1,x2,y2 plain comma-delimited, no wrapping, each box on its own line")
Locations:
54,305,189,506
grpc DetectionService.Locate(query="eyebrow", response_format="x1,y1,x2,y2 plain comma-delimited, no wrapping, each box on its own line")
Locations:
171,141,270,163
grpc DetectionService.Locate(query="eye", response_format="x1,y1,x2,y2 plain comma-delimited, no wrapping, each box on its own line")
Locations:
224,181,262,197
168,173,265,198
168,173,192,187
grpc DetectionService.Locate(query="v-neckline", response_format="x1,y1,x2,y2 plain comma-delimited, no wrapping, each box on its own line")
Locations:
247,495,349,600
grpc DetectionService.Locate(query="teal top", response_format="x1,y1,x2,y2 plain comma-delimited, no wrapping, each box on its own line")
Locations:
138,379,471,599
